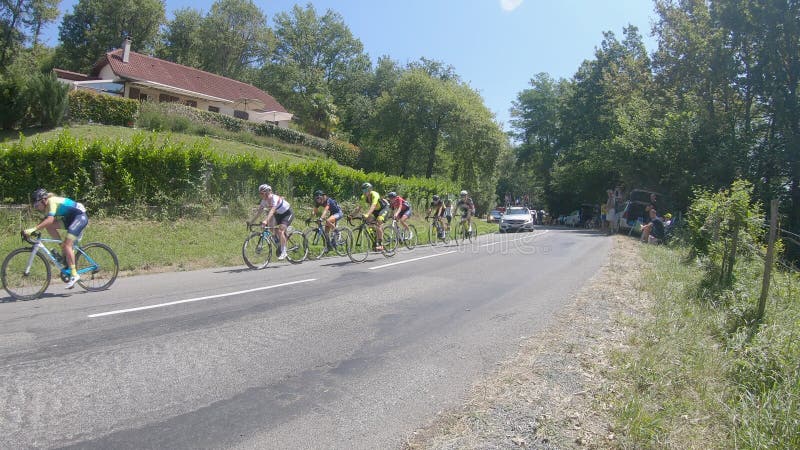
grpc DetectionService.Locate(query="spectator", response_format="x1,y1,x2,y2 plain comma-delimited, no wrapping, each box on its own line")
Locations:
605,189,616,234
644,208,665,244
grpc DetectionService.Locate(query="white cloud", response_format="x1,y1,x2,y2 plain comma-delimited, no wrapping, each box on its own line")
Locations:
500,0,523,12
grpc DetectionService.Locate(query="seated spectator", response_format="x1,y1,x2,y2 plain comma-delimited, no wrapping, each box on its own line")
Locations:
645,208,665,244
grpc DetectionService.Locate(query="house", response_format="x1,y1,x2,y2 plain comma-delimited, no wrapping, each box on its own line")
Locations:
54,38,293,128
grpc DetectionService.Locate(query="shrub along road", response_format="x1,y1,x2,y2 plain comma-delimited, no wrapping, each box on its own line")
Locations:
0,227,609,449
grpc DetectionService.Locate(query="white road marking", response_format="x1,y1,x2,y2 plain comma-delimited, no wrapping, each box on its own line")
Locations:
480,230,549,247
369,251,457,270
88,279,317,318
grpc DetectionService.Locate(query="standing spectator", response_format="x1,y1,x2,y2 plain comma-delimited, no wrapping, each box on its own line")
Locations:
605,189,617,234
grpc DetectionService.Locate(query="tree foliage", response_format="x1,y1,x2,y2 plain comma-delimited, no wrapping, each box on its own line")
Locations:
54,0,165,73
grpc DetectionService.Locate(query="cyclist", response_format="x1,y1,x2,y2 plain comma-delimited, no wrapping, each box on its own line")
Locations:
456,190,476,233
360,182,389,250
444,197,454,227
386,191,412,239
24,188,88,289
311,189,343,249
426,194,448,236
249,184,294,260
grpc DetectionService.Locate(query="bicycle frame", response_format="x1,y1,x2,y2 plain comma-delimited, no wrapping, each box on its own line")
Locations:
27,236,99,278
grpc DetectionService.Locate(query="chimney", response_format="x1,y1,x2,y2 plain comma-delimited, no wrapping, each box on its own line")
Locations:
122,37,131,63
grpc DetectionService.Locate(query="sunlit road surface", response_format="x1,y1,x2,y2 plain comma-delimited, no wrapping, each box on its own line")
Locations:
0,227,610,449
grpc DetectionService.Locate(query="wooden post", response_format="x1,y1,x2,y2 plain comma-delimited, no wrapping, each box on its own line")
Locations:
757,199,779,321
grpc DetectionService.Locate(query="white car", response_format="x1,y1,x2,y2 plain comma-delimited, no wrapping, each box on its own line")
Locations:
499,207,535,233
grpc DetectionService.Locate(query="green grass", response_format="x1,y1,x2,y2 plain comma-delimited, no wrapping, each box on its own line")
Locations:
609,243,800,449
1,208,499,277
0,124,319,164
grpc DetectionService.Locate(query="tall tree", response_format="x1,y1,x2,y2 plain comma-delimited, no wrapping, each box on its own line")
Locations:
156,7,203,67
54,0,165,73
260,3,370,137
196,0,270,81
0,0,59,68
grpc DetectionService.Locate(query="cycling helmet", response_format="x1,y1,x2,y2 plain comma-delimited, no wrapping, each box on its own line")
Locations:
31,188,48,203
387,191,397,198
432,194,440,201
313,189,325,198
460,190,468,196
258,184,271,193
361,182,372,191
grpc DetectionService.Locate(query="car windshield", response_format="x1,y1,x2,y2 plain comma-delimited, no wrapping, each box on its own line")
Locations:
506,208,528,215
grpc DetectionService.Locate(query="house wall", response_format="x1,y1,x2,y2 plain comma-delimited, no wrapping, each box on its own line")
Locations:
121,83,289,128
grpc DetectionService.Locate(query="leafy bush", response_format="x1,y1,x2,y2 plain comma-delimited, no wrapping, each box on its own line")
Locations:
27,72,69,128
67,90,138,126
0,73,29,130
687,180,765,289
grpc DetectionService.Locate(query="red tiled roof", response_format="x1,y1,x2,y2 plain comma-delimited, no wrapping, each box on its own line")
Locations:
90,49,288,113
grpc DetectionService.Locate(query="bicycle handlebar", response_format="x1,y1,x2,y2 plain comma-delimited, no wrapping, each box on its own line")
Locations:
21,230,39,245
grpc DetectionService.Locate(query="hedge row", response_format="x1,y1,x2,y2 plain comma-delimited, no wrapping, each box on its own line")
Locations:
0,130,456,215
67,90,139,126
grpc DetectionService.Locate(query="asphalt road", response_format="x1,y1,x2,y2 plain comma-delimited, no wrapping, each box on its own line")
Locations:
0,227,610,449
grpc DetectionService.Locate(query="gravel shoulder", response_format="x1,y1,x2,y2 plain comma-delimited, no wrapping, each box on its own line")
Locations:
404,234,652,449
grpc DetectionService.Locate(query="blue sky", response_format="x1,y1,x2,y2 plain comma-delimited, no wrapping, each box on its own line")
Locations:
41,0,658,131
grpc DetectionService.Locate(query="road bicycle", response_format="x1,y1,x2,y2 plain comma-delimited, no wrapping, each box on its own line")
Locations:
387,218,418,250
426,215,450,246
346,215,397,263
302,218,352,260
453,216,477,245
1,231,119,300
242,223,307,269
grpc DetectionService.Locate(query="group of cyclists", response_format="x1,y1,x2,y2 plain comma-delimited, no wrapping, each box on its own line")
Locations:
244,181,476,253
20,183,478,288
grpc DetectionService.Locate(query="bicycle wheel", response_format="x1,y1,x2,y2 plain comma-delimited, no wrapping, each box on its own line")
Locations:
403,225,418,250
2,248,51,300
348,227,370,262
468,223,477,242
381,224,398,257
453,221,465,245
285,230,308,263
242,232,272,269
331,227,352,257
76,242,119,291
304,228,327,260
427,222,438,246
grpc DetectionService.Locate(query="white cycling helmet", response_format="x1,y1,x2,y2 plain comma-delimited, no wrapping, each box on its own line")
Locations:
258,184,272,193
460,190,468,196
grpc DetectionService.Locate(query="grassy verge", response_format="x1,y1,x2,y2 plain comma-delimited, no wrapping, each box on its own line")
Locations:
1,208,498,276
610,243,800,448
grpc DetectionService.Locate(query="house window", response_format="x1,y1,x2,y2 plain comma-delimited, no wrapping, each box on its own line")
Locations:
184,100,197,108
159,93,180,103
208,106,220,113
139,93,148,101
233,109,249,120
128,87,140,99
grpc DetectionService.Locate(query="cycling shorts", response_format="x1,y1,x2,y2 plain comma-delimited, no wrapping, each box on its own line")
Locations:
399,206,412,218
275,209,294,227
65,213,88,241
372,206,390,222
329,211,343,221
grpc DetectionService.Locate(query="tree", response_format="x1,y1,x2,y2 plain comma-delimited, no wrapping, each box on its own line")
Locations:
196,0,270,81
0,0,59,68
260,3,370,137
156,7,203,67
54,0,165,73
